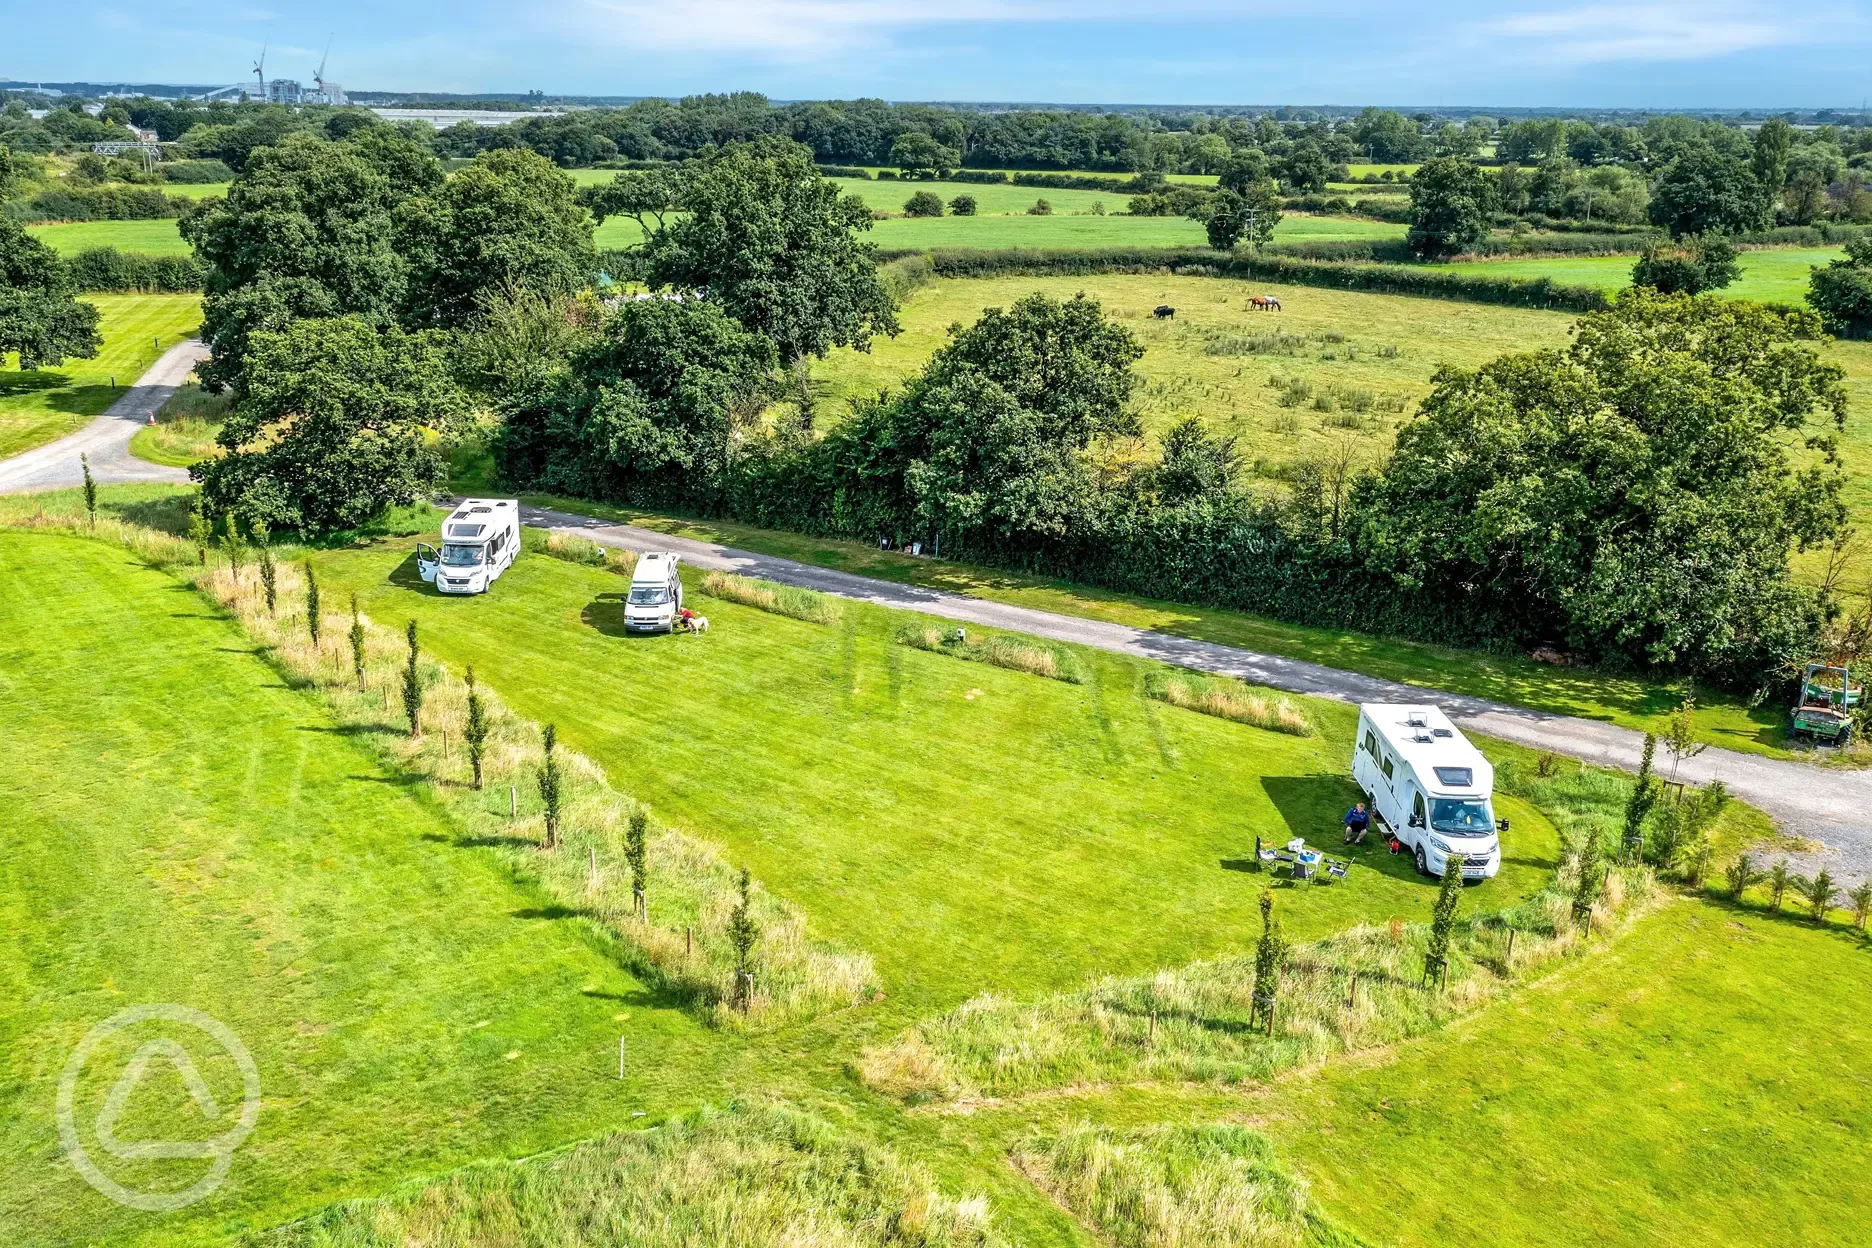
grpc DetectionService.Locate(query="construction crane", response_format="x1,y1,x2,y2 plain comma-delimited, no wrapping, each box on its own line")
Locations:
313,38,330,98
252,45,266,98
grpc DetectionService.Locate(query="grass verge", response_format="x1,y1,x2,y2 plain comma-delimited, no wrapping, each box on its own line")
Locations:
127,379,227,467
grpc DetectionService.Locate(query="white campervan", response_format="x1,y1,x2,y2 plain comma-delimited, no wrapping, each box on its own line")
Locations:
418,499,521,595
1351,704,1506,881
624,552,683,633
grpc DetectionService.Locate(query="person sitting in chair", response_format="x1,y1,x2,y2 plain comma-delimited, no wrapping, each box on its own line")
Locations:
1343,801,1371,845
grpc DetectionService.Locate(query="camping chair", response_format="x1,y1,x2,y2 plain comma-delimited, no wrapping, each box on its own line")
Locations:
1254,836,1281,872
1291,856,1316,882
1324,858,1350,882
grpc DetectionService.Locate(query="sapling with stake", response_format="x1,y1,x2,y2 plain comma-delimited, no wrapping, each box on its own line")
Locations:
1428,853,1465,981
187,497,210,564
1800,869,1837,923
1768,860,1793,912
625,808,648,921
80,453,97,528
348,596,366,691
255,521,276,614
727,867,759,1012
1621,735,1658,862
401,620,422,736
538,723,562,850
463,667,488,790
1725,852,1761,902
304,562,321,648
1572,826,1604,930
1250,889,1285,1031
1664,697,1708,782
1849,880,1872,932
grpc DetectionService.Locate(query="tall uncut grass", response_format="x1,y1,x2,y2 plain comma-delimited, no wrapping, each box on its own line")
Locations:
1014,1124,1360,1248
190,557,876,1029
254,1102,1004,1248
899,626,1086,684
525,527,639,577
860,861,1654,1102
1145,670,1311,736
699,569,842,625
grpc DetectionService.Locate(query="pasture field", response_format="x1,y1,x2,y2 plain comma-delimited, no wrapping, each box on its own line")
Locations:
1449,247,1845,306
813,272,1577,455
25,218,192,257
0,292,200,458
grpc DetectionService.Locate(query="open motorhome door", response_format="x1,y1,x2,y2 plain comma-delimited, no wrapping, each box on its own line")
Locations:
416,542,439,583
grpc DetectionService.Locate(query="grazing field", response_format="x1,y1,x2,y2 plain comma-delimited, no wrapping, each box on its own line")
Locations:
25,218,192,257
812,272,1577,458
0,532,729,1245
0,292,201,457
1449,247,1845,306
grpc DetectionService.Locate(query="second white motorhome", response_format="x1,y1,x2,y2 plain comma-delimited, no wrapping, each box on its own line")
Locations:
624,552,683,632
417,499,521,595
1351,703,1507,881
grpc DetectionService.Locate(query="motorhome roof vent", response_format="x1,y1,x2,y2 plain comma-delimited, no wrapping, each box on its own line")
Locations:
1405,710,1429,728
1433,728,1453,738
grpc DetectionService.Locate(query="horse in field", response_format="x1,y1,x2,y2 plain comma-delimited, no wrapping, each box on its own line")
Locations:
1153,305,1176,319
1250,295,1283,312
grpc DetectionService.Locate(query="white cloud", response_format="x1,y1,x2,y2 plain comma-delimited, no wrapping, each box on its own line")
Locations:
1484,3,1816,64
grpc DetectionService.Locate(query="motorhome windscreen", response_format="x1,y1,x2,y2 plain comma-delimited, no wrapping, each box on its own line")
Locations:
1431,798,1494,836
628,585,670,606
441,544,483,567
1433,766,1473,787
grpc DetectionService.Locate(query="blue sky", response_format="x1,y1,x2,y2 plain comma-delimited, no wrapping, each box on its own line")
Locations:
4,1,1869,107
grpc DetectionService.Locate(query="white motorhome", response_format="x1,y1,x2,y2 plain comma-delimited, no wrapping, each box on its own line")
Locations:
417,499,521,595
624,552,683,633
1351,704,1506,881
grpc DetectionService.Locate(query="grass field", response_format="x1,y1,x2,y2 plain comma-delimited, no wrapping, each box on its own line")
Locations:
7,499,1868,1247
0,532,731,1245
304,534,1558,1010
593,206,1403,254
1449,247,1845,306
813,271,1577,458
0,292,201,458
1260,897,1872,1246
25,218,192,257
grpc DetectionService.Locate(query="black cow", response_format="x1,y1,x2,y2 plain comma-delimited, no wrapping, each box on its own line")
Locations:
1153,305,1176,319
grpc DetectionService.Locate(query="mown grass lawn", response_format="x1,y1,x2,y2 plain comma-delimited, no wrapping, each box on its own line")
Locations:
506,493,1794,760
304,537,1565,1013
1259,897,1872,1247
25,218,193,257
0,292,201,458
0,532,739,1246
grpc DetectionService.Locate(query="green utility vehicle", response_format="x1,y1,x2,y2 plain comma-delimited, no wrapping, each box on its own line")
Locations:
1790,663,1860,746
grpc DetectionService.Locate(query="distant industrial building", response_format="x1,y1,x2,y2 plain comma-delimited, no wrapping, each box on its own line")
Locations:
267,78,304,105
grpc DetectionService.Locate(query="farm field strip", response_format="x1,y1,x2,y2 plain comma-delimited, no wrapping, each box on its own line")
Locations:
24,217,193,257
1448,246,1847,305
0,292,201,459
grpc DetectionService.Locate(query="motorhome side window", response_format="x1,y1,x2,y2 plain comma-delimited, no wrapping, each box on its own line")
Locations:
1363,729,1378,756
1412,792,1427,826
1380,753,1394,781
